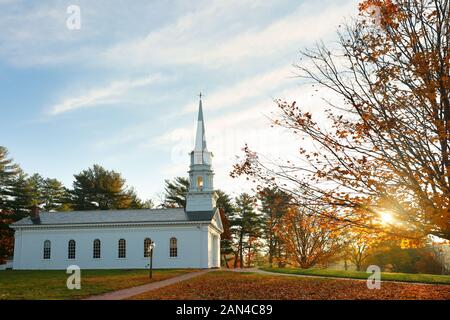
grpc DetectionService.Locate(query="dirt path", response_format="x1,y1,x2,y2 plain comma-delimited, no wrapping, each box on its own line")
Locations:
84,269,210,300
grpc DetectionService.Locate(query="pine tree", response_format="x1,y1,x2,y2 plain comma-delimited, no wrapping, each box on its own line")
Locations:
9,171,33,220
71,164,139,210
162,177,190,208
142,199,155,209
259,188,291,267
231,193,263,268
27,173,45,207
0,146,21,212
215,190,234,268
123,187,144,209
0,146,23,263
41,177,71,211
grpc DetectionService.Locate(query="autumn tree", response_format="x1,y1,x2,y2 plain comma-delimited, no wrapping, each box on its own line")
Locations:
232,0,450,241
344,230,381,271
275,206,345,268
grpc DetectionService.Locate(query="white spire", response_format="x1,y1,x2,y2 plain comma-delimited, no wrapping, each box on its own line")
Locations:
194,94,207,152
186,93,217,213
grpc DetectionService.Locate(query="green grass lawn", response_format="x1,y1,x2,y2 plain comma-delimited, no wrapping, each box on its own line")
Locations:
0,269,195,300
260,267,450,285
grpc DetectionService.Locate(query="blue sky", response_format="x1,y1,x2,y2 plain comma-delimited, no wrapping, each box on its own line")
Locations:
0,0,358,203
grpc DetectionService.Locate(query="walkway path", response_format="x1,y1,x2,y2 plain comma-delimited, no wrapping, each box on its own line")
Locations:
226,268,448,286
84,269,210,300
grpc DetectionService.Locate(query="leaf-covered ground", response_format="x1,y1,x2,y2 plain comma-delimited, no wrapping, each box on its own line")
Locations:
131,271,450,300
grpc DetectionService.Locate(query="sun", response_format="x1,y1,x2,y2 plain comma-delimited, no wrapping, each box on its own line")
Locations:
380,211,394,224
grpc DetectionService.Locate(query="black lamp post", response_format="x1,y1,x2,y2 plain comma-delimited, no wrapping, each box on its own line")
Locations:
148,241,156,279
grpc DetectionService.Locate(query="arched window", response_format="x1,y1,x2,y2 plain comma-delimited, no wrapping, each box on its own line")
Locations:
43,240,51,260
197,176,203,190
170,237,178,257
93,239,101,259
144,238,152,258
68,240,76,259
118,239,126,258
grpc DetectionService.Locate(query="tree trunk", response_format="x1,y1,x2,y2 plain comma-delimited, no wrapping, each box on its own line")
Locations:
233,251,239,268
222,254,229,269
268,234,273,267
239,233,244,268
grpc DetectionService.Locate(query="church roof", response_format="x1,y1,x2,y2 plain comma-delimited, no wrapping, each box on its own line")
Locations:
11,208,217,227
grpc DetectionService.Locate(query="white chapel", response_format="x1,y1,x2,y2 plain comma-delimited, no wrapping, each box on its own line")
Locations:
10,97,223,270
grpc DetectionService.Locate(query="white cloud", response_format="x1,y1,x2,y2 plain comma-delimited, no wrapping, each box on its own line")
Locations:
178,64,295,115
102,0,357,69
49,74,165,115
1,0,361,200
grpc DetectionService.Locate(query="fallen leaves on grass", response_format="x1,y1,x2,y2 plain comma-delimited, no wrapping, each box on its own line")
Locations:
131,271,450,300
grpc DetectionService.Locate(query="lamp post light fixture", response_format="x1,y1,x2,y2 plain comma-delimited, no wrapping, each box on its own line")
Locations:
148,241,156,279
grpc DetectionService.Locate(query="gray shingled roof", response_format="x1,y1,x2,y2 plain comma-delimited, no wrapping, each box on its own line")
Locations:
11,208,216,227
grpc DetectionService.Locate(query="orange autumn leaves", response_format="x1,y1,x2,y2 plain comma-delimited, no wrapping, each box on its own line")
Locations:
131,272,450,300
274,206,345,268
231,0,450,243
359,0,400,29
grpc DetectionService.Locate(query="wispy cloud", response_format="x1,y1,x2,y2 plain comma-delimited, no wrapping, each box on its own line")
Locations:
179,65,295,115
103,0,356,69
49,74,165,115
1,0,360,200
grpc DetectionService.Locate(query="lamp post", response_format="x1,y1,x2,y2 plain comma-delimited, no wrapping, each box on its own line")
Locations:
148,241,156,279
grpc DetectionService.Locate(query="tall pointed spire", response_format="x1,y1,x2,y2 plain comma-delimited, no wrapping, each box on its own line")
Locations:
186,92,217,212
194,94,207,152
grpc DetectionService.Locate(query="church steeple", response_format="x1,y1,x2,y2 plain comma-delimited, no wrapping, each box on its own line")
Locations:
194,95,207,153
186,94,217,213
191,95,212,166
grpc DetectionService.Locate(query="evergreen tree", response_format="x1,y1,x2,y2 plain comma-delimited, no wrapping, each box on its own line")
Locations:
231,193,263,268
41,178,71,211
0,146,24,263
0,146,21,212
27,173,45,207
259,188,291,267
20,173,70,212
215,190,234,268
142,199,155,209
216,190,234,214
9,171,33,220
162,177,190,208
123,187,144,209
71,164,139,210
